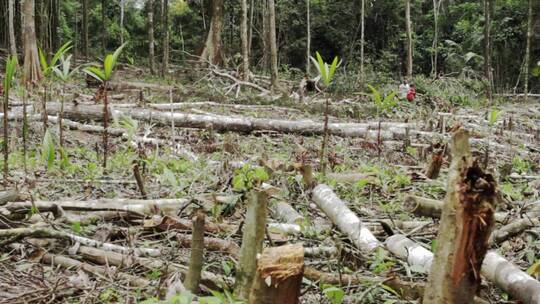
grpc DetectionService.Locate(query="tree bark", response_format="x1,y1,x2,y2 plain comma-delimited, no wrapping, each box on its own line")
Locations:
306,0,311,75
359,0,365,88
185,210,206,293
199,0,223,66
405,0,413,80
431,0,441,78
83,0,89,58
8,0,18,62
22,0,43,84
120,0,126,45
234,191,269,300
424,128,497,304
484,0,493,103
161,0,169,76
148,0,156,74
523,0,532,102
248,244,304,304
240,0,250,80
268,0,279,91
101,0,107,54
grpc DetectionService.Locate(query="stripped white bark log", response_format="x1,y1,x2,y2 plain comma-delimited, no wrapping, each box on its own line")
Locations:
386,234,540,304
5,198,189,216
312,184,381,252
272,201,304,224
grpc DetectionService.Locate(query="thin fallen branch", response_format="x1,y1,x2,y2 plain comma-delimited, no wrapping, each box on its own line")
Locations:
0,227,161,257
41,253,149,288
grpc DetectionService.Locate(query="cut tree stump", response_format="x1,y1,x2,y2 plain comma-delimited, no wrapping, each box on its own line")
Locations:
424,127,498,304
248,244,304,304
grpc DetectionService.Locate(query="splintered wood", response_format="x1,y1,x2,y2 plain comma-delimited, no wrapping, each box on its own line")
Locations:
424,127,497,304
248,244,304,304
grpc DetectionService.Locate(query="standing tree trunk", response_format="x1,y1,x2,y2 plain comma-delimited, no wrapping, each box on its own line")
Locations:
431,0,441,78
148,0,156,75
306,0,311,75
423,128,497,303
240,0,250,80
484,0,493,103
248,0,254,55
101,0,107,54
268,0,279,91
199,0,223,66
51,0,60,51
405,0,413,80
161,0,169,76
8,0,18,62
23,0,43,84
359,0,365,89
120,0,125,45
83,0,89,58
523,0,532,102
261,0,269,70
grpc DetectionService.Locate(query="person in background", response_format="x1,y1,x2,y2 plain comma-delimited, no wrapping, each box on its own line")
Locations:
407,83,416,102
399,79,410,99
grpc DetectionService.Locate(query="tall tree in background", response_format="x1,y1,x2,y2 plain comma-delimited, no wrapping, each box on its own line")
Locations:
199,0,223,66
405,0,413,80
101,0,107,54
8,0,18,62
120,0,126,45
23,0,43,84
268,0,279,90
431,0,442,78
51,0,60,51
248,0,254,57
161,0,169,76
148,0,156,74
306,0,311,75
484,0,493,103
359,0,365,88
523,0,532,102
240,0,250,80
83,0,89,58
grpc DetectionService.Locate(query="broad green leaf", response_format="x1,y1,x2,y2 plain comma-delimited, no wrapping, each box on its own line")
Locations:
38,48,49,75
3,56,18,94
104,54,115,80
42,130,56,170
84,66,106,82
322,286,345,304
367,84,382,104
526,260,540,276
316,52,328,85
253,167,269,182
328,56,339,83
50,41,73,70
488,108,500,127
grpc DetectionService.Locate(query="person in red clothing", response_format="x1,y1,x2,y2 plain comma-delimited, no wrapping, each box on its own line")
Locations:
407,84,416,102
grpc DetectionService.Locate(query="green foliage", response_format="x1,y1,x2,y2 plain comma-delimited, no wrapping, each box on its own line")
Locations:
71,221,82,234
232,165,269,192
512,156,531,174
52,54,79,82
488,108,500,127
41,130,56,170
3,56,18,95
310,51,341,87
322,284,345,304
367,84,397,116
370,247,396,274
84,43,127,82
39,41,73,77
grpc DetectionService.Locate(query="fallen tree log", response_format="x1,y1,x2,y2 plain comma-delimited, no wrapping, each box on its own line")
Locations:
4,198,190,217
404,195,540,222
386,234,540,304
44,103,413,140
0,227,161,257
312,184,381,252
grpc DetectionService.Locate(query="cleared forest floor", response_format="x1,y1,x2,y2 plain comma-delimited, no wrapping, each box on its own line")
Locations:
0,67,539,303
